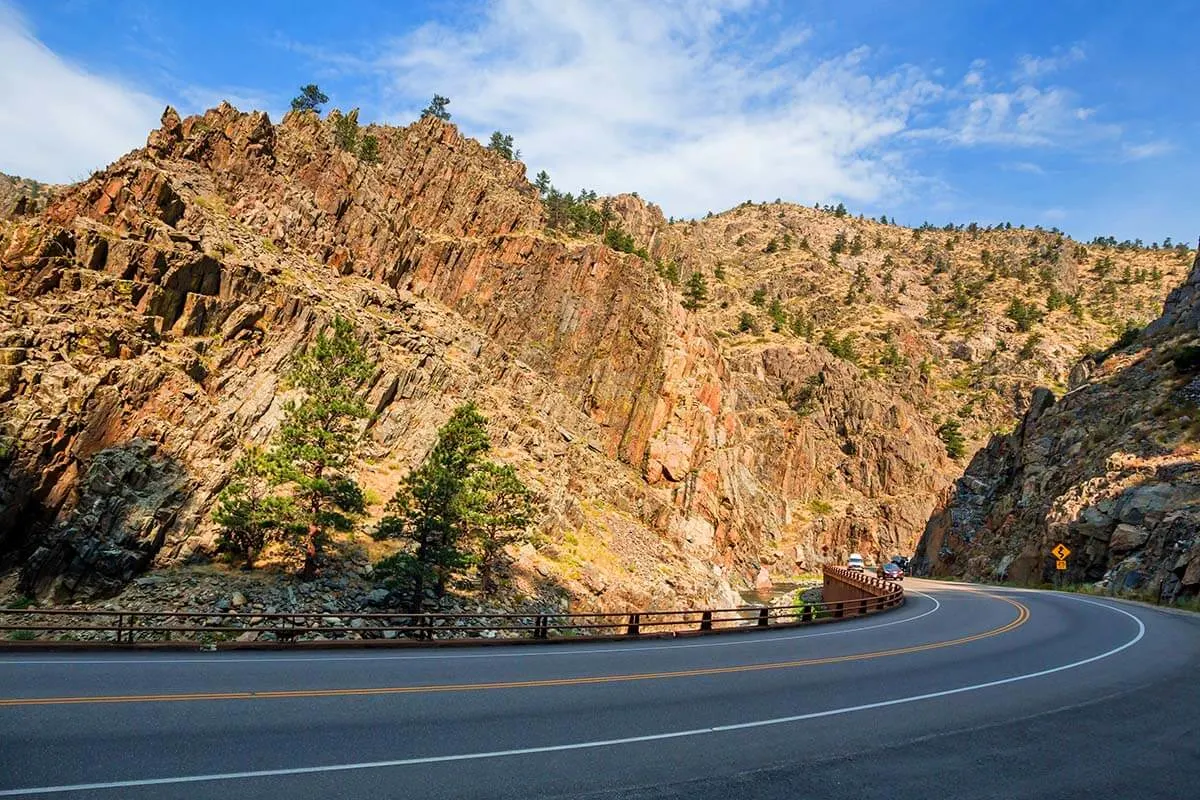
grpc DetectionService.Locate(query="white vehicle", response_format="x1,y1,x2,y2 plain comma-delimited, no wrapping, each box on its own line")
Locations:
847,553,865,572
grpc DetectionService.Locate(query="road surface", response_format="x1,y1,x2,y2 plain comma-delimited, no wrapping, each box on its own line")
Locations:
1,580,1197,798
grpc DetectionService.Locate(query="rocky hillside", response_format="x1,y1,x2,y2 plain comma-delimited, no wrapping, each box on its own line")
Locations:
0,102,1189,613
915,246,1200,603
0,172,58,219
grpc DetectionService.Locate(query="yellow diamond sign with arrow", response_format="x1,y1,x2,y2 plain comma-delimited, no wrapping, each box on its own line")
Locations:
1052,543,1071,560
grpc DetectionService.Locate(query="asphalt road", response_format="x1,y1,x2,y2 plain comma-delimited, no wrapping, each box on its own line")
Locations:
1,580,1197,799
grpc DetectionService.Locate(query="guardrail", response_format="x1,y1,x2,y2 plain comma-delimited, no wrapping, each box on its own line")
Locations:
0,566,904,650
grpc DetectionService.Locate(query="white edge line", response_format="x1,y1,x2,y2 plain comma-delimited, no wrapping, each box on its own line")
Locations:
0,591,941,667
0,593,1145,797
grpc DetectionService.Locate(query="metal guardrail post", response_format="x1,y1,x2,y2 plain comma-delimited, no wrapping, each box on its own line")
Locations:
801,604,813,622
834,602,844,618
700,611,712,631
534,614,548,639
757,607,769,627
626,614,640,636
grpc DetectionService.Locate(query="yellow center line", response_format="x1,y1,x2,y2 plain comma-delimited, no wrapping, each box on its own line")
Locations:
0,596,1029,708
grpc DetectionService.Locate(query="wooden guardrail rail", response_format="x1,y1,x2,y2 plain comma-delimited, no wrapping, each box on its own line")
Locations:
0,566,904,650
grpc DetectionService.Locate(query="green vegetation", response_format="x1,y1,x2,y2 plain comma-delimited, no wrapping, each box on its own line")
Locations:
212,318,373,577
1006,298,1043,332
290,84,328,114
421,94,451,121
821,331,858,363
682,271,708,311
937,419,966,459
750,287,767,306
738,311,756,333
373,404,535,608
486,131,519,161
332,109,380,163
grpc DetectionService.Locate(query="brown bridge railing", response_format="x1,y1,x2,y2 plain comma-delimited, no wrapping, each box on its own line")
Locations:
0,566,903,650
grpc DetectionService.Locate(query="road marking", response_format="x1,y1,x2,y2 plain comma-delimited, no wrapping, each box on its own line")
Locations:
0,591,943,667
0,594,1144,798
0,596,1022,707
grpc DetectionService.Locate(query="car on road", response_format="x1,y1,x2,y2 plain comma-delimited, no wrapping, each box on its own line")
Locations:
877,562,904,581
891,555,910,572
847,553,865,572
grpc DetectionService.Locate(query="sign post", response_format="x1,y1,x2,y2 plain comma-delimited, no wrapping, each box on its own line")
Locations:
1051,543,1070,587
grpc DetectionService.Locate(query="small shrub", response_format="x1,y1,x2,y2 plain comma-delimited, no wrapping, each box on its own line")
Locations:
1170,345,1200,373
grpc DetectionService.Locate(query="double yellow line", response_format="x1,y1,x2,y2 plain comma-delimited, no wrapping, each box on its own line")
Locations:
0,596,1029,708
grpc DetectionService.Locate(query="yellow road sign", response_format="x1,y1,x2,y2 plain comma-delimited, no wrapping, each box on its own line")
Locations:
1052,543,1071,560
1055,559,1067,570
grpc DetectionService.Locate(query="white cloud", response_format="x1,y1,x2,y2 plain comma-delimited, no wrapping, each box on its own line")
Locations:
0,2,165,182
1016,45,1085,79
1123,140,1173,160
1041,207,1067,222
921,51,1116,149
1006,161,1045,174
368,0,938,217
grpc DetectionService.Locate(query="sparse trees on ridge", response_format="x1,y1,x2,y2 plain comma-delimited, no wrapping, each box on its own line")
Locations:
291,84,329,114
487,131,520,161
422,94,452,121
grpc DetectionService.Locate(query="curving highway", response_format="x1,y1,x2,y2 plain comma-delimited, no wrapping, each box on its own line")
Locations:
0,580,1197,799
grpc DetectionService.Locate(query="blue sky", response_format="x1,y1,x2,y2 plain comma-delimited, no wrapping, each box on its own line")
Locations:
1,0,1195,244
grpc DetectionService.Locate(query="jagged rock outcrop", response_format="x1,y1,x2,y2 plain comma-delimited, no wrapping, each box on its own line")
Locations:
0,102,1190,610
19,439,189,601
916,244,1200,602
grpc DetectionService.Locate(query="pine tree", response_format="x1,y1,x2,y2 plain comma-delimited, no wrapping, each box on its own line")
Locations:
333,109,360,152
534,170,551,197
460,462,535,594
487,131,516,160
273,317,373,578
290,84,328,114
374,403,491,609
682,271,708,311
937,419,966,459
212,447,299,569
421,95,451,121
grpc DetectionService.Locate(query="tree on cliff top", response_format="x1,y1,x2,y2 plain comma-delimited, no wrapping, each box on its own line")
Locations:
422,95,451,121
291,84,329,114
487,131,520,161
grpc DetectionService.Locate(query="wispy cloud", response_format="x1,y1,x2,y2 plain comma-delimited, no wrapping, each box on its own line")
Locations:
1016,44,1085,79
1006,161,1046,175
318,0,944,216
0,1,164,182
1122,140,1174,160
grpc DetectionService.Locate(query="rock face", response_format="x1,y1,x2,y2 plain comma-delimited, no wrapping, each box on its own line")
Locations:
0,103,1190,610
915,244,1200,603
18,439,189,601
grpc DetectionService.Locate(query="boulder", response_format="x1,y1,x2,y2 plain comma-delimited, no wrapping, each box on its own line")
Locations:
18,440,190,601
755,566,772,591
1108,524,1150,554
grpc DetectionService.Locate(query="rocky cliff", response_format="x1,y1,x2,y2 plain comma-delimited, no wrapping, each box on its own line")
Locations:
0,172,58,220
916,245,1200,603
0,103,1190,611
